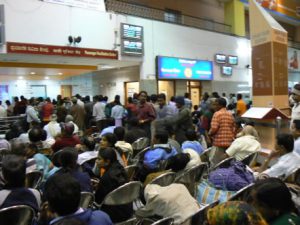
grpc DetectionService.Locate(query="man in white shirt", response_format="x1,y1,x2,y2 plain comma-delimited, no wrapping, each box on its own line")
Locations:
93,95,106,131
43,114,61,140
292,119,300,156
26,97,41,126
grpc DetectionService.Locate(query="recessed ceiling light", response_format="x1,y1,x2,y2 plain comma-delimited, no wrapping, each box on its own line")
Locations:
58,72,63,75
18,76,23,80
45,76,49,80
30,72,36,75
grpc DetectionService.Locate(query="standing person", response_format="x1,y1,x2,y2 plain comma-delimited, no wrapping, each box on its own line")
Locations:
168,96,178,115
26,97,41,127
136,91,156,139
236,93,247,117
161,96,193,144
5,100,14,117
43,114,61,140
155,93,174,119
222,93,229,106
70,97,86,131
75,94,84,108
111,99,125,127
93,95,106,131
42,97,54,125
0,101,7,117
84,95,94,128
56,99,68,123
229,93,237,106
125,96,137,120
199,92,210,112
208,98,235,165
291,84,300,129
184,92,192,110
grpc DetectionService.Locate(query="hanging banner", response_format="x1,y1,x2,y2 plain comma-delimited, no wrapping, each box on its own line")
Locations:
241,0,300,22
43,0,106,12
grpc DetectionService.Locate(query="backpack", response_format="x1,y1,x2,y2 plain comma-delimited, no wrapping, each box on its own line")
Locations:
208,160,254,191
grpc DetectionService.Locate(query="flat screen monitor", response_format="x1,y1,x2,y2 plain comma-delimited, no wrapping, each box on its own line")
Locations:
228,55,238,65
221,66,233,76
215,54,227,64
121,40,143,56
157,56,213,80
121,23,143,40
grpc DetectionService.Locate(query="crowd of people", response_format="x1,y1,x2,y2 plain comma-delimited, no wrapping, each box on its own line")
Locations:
0,88,299,225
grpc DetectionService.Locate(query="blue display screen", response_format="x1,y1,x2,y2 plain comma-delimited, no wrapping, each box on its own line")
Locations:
157,56,213,80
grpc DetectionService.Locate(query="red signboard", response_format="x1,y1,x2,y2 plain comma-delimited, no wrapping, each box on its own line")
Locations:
6,42,118,60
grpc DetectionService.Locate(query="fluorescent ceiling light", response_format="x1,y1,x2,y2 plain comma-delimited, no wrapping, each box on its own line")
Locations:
30,72,36,75
45,76,49,80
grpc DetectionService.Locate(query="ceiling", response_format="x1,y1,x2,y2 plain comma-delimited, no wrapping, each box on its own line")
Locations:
0,53,141,80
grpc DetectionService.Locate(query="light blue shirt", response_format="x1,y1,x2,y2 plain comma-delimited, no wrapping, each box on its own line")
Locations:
182,140,204,154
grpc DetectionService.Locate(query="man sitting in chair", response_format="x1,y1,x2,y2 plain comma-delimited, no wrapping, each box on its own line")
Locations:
41,173,112,225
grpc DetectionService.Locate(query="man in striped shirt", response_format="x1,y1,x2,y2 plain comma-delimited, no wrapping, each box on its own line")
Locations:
208,98,235,165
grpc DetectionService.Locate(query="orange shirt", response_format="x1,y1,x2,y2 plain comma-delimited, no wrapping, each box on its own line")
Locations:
236,99,247,116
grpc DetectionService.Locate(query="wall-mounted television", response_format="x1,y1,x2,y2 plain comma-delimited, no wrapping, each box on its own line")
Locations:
156,56,213,80
121,23,143,40
228,55,238,65
121,40,143,56
215,54,226,64
221,66,233,76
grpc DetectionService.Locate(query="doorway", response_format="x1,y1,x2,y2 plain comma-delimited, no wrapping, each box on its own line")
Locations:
158,80,175,102
61,85,72,98
124,81,139,105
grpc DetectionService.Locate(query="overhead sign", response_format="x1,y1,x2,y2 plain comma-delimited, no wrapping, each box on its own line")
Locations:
7,42,118,59
157,56,213,81
43,0,106,11
121,23,143,40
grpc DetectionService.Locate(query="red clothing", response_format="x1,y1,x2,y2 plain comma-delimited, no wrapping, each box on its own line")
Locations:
136,102,156,121
42,102,54,122
209,108,235,148
51,135,81,152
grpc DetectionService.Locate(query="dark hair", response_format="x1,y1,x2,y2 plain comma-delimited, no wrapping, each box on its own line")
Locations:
114,126,125,141
150,94,157,102
251,178,295,214
45,173,81,216
127,97,133,103
157,93,166,100
185,129,197,141
294,83,300,91
59,148,78,170
2,155,26,188
99,147,117,163
184,92,190,98
29,126,44,143
237,93,242,100
127,117,139,127
29,97,35,105
293,119,300,130
216,97,227,108
102,133,117,146
154,130,169,144
166,153,190,172
139,91,148,97
82,137,96,151
5,100,11,105
170,96,175,102
276,133,294,153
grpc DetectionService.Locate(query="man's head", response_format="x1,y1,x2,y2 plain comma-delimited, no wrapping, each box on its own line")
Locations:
237,93,243,100
60,122,74,136
138,91,148,104
214,97,227,111
175,96,185,109
292,84,300,103
45,173,81,216
276,133,294,155
166,153,190,172
114,126,125,141
153,130,169,144
157,93,166,107
29,126,46,143
71,97,77,105
291,119,300,138
2,155,26,188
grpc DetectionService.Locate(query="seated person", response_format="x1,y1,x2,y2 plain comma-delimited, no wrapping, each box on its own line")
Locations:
42,173,112,225
0,155,41,212
136,130,177,182
136,183,200,224
223,125,261,161
207,201,267,225
94,147,133,223
99,119,116,137
247,178,300,225
65,115,79,134
77,136,98,166
257,133,300,179
124,117,147,144
43,114,61,142
181,129,204,154
51,122,81,152
114,126,133,155
166,125,182,153
54,148,92,192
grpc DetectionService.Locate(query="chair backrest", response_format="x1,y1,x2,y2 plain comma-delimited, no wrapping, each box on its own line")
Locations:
0,205,35,225
26,170,43,189
228,183,254,201
102,181,142,206
124,165,139,181
131,147,151,164
175,163,208,196
200,148,213,163
152,217,174,225
132,137,150,153
183,200,219,225
150,172,176,187
284,167,300,185
211,157,235,171
79,192,95,209
241,152,258,166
